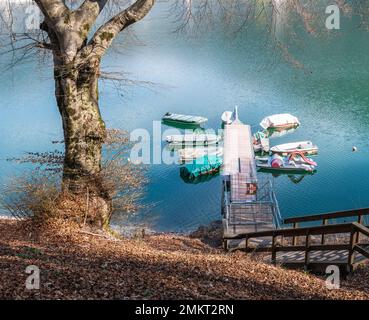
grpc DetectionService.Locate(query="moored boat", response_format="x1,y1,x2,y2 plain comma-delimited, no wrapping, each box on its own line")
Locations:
253,130,270,153
180,155,223,180
270,141,318,155
256,152,317,173
221,111,233,124
178,146,223,161
258,167,316,175
162,112,208,125
221,105,241,125
166,133,221,145
260,113,300,130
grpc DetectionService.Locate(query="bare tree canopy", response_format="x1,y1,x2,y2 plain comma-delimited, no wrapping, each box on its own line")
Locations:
1,1,368,67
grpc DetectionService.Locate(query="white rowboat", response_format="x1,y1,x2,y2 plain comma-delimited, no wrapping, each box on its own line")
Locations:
260,113,300,130
178,147,223,161
270,141,318,155
166,134,221,145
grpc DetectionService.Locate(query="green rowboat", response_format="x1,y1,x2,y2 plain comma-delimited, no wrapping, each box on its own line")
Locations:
162,112,208,125
180,155,223,180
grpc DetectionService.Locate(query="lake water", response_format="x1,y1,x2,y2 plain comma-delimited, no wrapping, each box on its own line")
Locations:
1,3,369,232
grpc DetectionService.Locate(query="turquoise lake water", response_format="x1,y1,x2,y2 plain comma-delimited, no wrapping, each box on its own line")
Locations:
0,3,369,232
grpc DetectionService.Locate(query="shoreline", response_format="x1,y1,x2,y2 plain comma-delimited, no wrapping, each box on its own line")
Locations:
0,213,222,241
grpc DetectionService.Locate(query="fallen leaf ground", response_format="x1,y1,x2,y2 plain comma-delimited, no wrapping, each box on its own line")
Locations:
0,218,369,300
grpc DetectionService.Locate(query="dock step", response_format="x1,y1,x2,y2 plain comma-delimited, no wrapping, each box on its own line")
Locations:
223,210,369,274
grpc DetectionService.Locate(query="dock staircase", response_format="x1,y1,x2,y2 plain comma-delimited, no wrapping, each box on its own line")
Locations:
224,208,369,274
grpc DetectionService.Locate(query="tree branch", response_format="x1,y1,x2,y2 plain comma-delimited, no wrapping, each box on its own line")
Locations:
80,0,155,59
35,42,54,50
293,0,316,35
35,0,110,62
75,0,109,29
34,0,68,24
78,0,109,13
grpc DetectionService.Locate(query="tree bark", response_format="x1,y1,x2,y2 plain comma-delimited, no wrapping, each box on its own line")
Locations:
35,0,155,228
54,55,111,227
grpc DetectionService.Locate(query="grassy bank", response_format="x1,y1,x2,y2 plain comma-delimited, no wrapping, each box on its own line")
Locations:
1,218,369,299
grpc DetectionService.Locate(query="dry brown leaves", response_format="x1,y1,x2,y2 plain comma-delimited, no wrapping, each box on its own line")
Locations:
0,218,369,300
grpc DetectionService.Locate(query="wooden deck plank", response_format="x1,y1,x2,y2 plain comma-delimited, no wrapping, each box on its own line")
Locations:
222,122,278,238
223,123,257,203
222,123,255,176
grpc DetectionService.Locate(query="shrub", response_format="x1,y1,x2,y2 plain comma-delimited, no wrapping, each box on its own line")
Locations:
0,129,146,225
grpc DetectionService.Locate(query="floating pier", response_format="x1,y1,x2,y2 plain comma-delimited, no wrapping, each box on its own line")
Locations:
220,111,369,274
221,116,281,247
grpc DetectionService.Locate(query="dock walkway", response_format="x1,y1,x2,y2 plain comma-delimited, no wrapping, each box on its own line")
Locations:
221,120,280,245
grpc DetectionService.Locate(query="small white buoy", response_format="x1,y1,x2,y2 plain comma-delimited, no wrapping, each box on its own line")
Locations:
352,146,357,152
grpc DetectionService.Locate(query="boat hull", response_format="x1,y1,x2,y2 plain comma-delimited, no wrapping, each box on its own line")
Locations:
180,155,223,179
178,147,223,161
162,120,202,129
257,164,316,173
162,113,208,125
271,149,318,156
258,167,316,175
270,141,318,156
266,123,299,130
260,113,300,130
166,134,221,145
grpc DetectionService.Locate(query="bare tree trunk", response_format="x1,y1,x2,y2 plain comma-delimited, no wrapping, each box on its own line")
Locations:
54,56,111,227
33,0,155,228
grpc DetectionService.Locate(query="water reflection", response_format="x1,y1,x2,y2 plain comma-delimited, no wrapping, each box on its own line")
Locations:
180,171,220,184
266,127,298,139
258,171,315,184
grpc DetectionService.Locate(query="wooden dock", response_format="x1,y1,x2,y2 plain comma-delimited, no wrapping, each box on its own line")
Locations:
220,114,369,274
221,120,280,242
